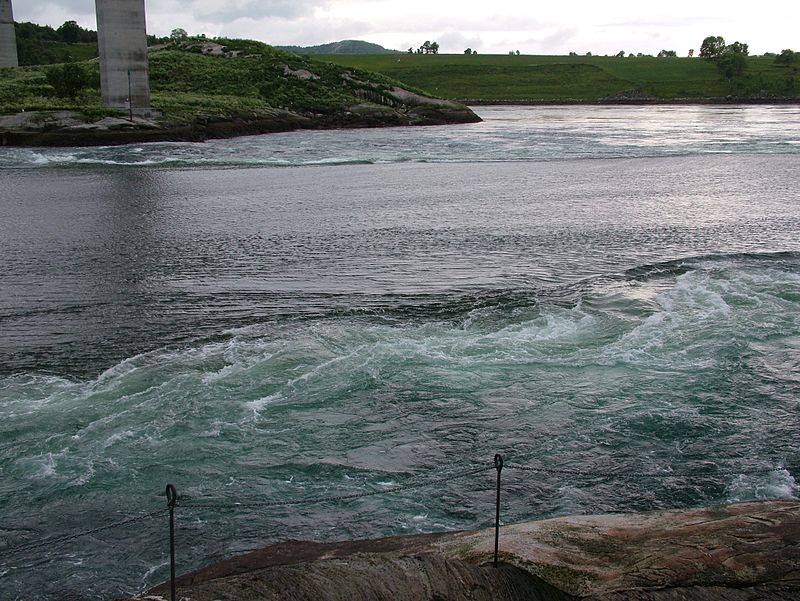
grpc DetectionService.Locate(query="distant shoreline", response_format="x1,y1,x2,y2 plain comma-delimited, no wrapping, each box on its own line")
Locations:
464,97,800,106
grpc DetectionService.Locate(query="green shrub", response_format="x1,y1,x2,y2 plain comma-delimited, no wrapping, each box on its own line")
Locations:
45,63,89,98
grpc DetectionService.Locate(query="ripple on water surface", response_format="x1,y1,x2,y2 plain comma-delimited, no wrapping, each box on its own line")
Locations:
1,106,800,599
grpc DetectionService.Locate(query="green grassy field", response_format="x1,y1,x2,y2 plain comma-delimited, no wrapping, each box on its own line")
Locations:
0,39,428,119
313,53,799,101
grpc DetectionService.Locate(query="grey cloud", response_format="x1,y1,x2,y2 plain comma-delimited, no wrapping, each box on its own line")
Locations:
536,28,579,50
29,0,94,14
192,0,331,23
228,15,373,46
12,0,96,24
13,0,330,26
602,15,722,29
437,31,484,52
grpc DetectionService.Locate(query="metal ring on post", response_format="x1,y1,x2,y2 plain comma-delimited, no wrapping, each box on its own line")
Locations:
166,484,177,509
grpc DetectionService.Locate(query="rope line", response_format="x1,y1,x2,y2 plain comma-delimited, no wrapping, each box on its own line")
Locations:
505,463,792,479
1,458,793,558
0,509,166,558
180,464,493,511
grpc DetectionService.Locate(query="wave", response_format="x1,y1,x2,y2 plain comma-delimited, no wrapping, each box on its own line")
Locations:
3,250,798,487
2,249,799,601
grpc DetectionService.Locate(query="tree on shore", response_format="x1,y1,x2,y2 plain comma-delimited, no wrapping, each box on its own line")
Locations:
716,41,748,79
417,41,439,54
699,36,725,59
774,49,796,65
657,50,677,57
170,28,188,42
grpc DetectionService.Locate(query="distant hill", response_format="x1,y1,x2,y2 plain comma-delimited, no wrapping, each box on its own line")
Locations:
277,40,400,55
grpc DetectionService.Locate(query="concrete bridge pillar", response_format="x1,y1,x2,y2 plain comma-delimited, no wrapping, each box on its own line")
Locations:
0,0,19,68
95,0,150,109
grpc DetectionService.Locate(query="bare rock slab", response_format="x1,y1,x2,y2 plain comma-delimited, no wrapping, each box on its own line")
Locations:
124,501,800,601
442,500,800,598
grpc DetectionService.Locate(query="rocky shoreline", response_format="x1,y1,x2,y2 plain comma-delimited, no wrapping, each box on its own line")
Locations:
120,500,800,601
0,96,481,148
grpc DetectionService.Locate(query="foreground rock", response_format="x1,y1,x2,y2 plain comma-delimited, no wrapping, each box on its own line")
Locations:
121,500,800,601
0,91,480,148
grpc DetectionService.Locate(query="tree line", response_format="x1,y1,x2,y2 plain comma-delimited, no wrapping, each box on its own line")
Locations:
10,22,800,76
408,41,439,54
14,20,98,65
13,21,173,66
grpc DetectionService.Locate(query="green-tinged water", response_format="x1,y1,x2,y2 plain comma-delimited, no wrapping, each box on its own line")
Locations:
1,106,800,600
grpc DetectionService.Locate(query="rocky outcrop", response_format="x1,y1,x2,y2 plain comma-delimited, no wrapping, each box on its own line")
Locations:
0,90,480,147
120,501,800,601
442,500,800,599
0,108,313,146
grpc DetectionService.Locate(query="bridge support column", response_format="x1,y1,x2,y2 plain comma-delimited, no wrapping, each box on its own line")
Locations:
0,0,18,68
95,0,150,109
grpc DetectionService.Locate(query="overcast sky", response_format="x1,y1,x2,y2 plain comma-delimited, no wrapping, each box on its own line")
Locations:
11,0,800,55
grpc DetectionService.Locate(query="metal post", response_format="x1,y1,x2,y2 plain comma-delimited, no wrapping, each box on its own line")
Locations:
493,453,503,568
127,68,133,122
165,484,177,601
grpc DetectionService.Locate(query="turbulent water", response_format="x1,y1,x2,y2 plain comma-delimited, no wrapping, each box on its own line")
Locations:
1,105,800,600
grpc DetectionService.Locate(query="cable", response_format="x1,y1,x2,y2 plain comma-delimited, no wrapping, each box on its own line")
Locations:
180,464,494,511
505,462,794,479
0,509,165,558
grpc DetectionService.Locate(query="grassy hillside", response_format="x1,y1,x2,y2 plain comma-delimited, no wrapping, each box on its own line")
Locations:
0,38,430,119
313,53,800,101
17,41,98,66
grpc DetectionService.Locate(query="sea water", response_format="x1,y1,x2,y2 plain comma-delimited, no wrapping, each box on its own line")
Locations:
1,105,800,600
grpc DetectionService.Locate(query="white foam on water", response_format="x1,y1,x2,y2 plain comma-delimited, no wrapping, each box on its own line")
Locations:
656,270,732,318
95,352,150,383
599,270,734,368
201,360,244,384
285,350,360,387
102,430,135,449
726,469,799,503
198,421,224,438
15,452,59,480
139,560,169,589
27,151,79,165
67,460,96,487
246,392,283,415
